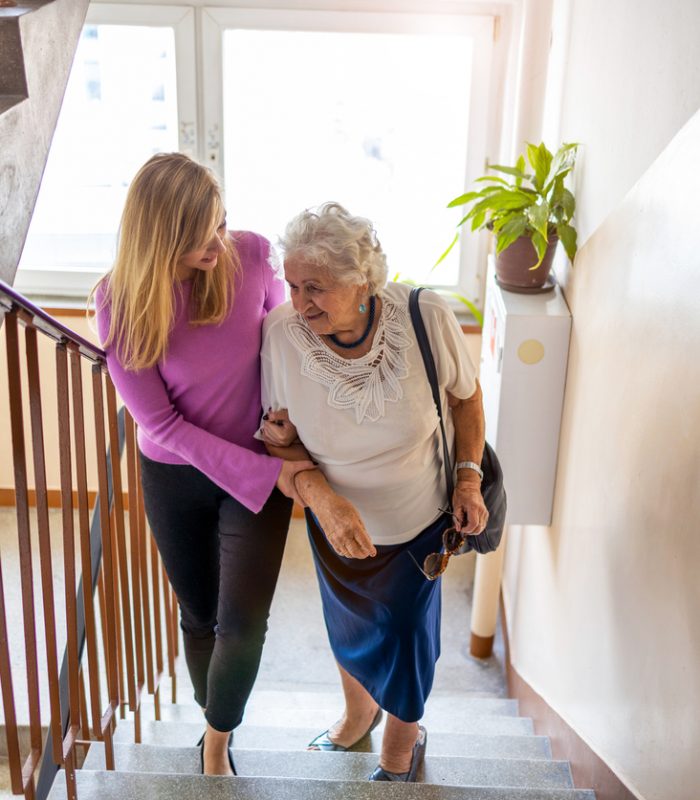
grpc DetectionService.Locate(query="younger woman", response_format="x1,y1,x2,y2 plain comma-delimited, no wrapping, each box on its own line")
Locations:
93,153,314,776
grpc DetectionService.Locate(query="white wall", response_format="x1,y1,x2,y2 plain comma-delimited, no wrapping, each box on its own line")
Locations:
553,0,700,245
502,2,700,798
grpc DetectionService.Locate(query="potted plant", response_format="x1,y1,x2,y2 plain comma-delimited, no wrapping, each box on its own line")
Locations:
439,142,579,292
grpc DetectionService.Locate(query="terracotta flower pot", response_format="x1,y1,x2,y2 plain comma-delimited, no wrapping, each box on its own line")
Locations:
495,233,558,291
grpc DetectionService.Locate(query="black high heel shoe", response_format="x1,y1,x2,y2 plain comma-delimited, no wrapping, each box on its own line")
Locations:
198,731,237,775
368,725,427,782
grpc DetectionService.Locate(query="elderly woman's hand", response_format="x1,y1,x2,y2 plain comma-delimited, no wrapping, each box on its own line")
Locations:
261,408,298,448
452,478,489,536
312,491,377,560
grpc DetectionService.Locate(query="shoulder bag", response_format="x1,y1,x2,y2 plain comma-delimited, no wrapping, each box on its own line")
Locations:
408,287,506,555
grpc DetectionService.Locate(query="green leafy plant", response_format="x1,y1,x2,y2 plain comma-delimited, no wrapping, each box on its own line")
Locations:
438,142,579,271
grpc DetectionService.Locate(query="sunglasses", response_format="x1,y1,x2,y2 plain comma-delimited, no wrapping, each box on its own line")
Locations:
409,509,467,581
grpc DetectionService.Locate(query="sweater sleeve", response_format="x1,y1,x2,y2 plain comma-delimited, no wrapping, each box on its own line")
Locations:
95,290,282,514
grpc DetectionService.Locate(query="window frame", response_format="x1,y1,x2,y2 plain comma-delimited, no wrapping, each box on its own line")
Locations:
17,1,509,315
202,5,496,309
14,4,197,300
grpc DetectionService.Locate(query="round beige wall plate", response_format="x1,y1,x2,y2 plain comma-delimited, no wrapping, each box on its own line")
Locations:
517,339,545,365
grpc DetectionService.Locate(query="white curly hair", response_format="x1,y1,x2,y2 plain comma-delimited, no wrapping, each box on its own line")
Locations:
279,202,388,296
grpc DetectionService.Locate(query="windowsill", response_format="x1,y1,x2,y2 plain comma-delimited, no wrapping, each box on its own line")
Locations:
13,291,483,328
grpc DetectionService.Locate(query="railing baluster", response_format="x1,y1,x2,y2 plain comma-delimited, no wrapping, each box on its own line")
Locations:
24,321,64,768
69,345,102,738
124,412,146,743
91,366,119,724
105,380,136,719
4,308,43,795
0,554,22,795
56,343,80,800
78,666,89,745
149,537,165,706
134,454,158,719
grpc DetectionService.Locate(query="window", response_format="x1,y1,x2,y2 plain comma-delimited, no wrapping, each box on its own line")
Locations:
15,5,195,298
17,3,498,313
204,7,495,308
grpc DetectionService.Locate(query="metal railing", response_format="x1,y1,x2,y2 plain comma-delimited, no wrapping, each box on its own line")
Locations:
0,280,179,799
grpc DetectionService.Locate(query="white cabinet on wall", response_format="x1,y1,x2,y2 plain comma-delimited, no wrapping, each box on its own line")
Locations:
479,263,572,525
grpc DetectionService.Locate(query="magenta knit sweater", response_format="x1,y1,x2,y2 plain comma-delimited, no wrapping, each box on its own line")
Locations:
95,231,284,513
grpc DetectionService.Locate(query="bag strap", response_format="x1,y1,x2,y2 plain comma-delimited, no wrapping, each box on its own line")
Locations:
408,287,454,509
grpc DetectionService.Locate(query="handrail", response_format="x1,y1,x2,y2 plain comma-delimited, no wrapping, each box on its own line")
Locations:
0,282,179,799
0,279,104,362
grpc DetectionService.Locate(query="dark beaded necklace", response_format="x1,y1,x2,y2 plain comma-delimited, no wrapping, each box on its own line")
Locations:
329,295,376,349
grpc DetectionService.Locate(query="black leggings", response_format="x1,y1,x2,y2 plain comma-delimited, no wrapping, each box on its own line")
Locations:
139,452,292,732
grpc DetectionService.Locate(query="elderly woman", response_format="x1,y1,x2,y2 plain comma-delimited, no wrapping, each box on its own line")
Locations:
260,203,488,782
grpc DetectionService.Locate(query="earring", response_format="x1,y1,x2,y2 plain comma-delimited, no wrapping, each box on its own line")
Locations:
359,303,367,314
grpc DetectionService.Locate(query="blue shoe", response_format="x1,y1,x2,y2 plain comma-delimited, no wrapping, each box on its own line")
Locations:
368,725,427,782
308,707,383,751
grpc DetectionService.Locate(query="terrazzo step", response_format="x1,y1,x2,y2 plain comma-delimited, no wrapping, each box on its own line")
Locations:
112,721,548,759
113,713,534,750
141,694,518,730
48,771,596,800
82,743,573,789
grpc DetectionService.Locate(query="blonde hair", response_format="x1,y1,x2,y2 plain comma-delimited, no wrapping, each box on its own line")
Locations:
91,153,238,370
279,202,388,296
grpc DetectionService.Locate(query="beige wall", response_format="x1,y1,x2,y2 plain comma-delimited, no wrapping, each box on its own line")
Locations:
502,2,700,798
0,312,106,496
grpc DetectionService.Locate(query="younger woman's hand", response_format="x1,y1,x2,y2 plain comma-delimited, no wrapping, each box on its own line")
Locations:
261,408,298,447
276,460,316,506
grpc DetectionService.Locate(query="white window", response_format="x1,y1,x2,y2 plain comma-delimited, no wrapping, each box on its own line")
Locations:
17,3,499,314
15,5,196,298
203,7,495,309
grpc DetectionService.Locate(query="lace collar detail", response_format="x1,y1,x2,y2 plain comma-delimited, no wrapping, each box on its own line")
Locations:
283,296,413,423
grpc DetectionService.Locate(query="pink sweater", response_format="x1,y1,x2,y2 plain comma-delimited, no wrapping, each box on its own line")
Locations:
95,231,284,513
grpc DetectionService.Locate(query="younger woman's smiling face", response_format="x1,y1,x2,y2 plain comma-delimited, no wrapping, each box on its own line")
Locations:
175,218,228,280
284,256,368,339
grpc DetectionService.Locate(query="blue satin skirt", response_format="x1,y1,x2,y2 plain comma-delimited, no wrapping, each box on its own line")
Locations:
305,509,451,722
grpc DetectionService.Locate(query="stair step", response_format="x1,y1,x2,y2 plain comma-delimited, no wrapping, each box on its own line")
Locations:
118,722,550,759
143,691,517,723
48,770,596,800
82,743,573,789
114,712,534,749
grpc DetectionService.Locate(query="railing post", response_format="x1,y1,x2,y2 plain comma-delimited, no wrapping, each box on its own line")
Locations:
24,320,64,767
68,344,102,737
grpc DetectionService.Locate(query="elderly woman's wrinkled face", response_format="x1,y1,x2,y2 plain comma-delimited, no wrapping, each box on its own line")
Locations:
285,256,367,338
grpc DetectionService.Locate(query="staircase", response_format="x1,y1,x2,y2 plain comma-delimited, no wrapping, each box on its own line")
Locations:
27,521,594,800
45,687,594,800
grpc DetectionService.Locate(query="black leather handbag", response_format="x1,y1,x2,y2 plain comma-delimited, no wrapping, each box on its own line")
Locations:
408,287,506,555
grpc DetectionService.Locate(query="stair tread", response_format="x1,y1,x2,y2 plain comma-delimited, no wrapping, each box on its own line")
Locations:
47,770,596,800
81,742,572,789
111,721,549,759
114,712,534,742
141,695,519,730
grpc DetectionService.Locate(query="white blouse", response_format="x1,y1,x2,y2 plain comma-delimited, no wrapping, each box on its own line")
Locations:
259,282,477,545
